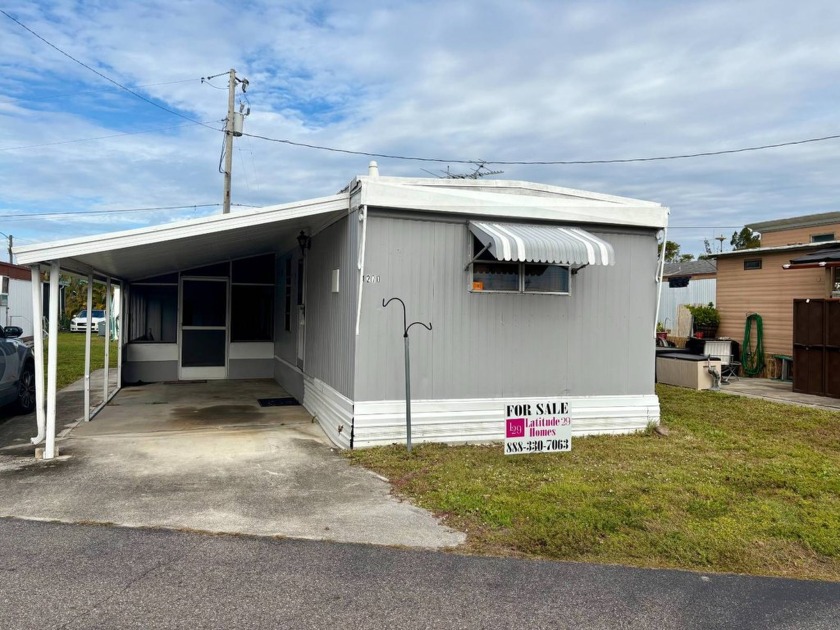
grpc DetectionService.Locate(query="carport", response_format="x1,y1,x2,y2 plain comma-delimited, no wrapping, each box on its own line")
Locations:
0,376,464,547
14,193,350,459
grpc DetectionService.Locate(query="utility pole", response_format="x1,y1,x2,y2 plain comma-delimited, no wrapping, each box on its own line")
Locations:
222,69,236,215
0,232,12,263
218,68,249,214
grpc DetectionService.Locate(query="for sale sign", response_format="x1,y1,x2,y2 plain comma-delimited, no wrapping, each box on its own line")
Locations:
504,401,572,455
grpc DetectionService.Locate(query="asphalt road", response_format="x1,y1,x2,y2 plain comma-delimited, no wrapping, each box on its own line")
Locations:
1,519,837,630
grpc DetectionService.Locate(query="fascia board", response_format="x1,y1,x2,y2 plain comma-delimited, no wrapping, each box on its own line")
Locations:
360,180,668,228
713,240,840,257
357,176,663,207
15,194,349,265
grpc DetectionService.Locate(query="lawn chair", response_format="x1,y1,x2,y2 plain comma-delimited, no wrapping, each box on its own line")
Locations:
703,339,740,383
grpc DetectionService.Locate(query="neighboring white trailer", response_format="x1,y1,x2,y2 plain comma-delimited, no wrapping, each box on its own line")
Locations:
0,262,34,340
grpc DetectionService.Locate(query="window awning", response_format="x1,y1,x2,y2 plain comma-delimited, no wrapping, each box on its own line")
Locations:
789,246,840,264
783,245,840,270
469,221,615,266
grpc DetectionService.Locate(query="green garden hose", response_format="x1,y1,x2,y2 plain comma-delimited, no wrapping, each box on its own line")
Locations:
742,313,765,377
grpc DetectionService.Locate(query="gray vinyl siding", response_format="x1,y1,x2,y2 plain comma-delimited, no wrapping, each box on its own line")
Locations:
354,213,658,402
301,214,358,398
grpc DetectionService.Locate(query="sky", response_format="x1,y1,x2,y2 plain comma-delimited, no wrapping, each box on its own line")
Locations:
2,0,839,259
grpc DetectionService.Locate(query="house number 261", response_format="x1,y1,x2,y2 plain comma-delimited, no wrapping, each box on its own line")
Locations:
364,274,381,283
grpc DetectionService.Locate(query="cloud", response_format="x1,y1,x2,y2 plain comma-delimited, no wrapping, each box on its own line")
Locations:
1,0,839,257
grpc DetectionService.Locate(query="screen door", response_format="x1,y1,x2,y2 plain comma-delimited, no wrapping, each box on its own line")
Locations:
179,277,228,379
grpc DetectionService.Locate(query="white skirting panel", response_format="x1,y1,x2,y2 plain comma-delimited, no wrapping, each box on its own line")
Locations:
126,343,178,362
302,377,354,449
351,395,660,448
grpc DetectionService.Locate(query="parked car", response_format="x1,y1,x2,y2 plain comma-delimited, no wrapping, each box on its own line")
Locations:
0,326,36,414
70,309,106,333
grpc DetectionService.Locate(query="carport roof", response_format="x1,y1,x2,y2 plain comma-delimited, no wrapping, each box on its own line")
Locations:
14,194,349,281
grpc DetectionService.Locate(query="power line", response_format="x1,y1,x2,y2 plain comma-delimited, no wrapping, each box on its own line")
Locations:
242,130,840,165
0,120,222,152
0,203,259,220
7,9,838,168
0,9,216,130
0,204,222,220
8,77,204,102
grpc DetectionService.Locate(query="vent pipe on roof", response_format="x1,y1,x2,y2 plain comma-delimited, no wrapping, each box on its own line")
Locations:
368,161,380,177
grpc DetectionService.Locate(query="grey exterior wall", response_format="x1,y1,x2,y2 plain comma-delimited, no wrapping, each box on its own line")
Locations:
301,214,358,399
354,213,659,402
122,360,178,384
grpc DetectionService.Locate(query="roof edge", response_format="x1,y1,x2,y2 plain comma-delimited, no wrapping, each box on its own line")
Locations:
15,193,349,266
354,175,665,208
746,211,840,233
713,240,840,257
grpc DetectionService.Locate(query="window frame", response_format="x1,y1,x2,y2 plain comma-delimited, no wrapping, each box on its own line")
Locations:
811,233,835,243
468,235,571,295
743,259,763,270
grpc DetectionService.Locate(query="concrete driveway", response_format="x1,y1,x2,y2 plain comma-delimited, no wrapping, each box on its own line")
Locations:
0,379,464,549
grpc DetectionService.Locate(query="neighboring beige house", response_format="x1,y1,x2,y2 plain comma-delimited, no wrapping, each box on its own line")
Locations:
714,212,840,377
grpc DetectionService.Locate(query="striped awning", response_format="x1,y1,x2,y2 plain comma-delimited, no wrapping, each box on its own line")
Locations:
469,221,615,266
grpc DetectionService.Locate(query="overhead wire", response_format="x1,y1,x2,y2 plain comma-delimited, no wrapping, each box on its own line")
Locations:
240,130,840,166
0,202,259,221
0,203,249,220
0,120,222,151
5,4,839,168
0,9,218,131
13,77,204,101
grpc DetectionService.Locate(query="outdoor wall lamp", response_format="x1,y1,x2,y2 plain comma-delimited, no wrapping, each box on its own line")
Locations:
297,231,312,256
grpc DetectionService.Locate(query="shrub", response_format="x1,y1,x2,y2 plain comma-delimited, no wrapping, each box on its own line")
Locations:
687,302,720,328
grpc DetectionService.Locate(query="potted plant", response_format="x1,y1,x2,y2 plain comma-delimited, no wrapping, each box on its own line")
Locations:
687,302,720,338
656,321,669,341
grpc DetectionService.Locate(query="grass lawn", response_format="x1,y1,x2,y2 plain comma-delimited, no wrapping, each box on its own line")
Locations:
347,385,840,581
45,332,119,390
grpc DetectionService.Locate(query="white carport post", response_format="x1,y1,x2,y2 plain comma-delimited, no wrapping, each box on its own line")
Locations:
654,222,669,338
44,261,60,459
103,277,111,402
117,281,124,387
83,272,93,421
29,265,46,445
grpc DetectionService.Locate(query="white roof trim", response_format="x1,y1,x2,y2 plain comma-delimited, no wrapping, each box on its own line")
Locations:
358,179,668,228
15,194,349,266
713,239,840,258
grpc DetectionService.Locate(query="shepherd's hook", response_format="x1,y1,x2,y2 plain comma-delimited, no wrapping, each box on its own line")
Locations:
382,297,432,452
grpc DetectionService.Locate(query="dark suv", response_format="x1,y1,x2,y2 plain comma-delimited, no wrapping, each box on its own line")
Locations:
0,326,36,414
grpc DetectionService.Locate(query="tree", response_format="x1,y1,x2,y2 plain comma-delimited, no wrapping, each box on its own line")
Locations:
664,240,681,263
730,227,761,250
64,276,107,317
663,241,696,263
697,238,714,260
